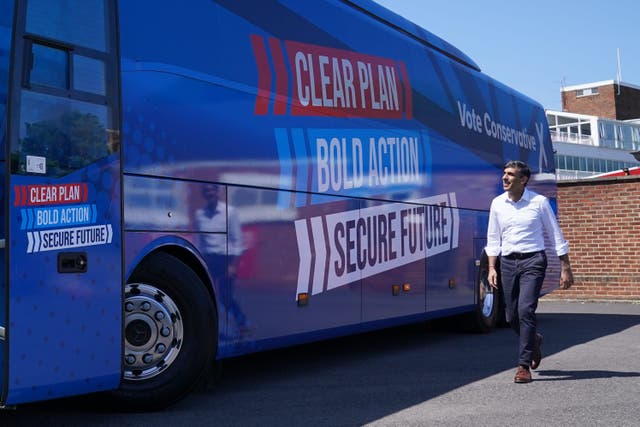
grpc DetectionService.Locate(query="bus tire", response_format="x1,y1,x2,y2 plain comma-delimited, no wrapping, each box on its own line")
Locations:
109,252,217,411
466,255,502,333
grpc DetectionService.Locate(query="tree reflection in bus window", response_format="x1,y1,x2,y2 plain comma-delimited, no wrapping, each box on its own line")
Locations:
12,91,112,176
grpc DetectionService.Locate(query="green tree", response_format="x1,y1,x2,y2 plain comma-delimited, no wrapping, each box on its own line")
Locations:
19,110,108,176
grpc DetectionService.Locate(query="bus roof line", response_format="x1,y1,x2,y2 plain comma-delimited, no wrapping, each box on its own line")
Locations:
342,0,481,72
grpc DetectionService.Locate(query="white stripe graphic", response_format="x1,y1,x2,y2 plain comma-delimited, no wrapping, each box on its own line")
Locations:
449,192,459,249
311,216,326,295
294,219,312,300
33,231,40,253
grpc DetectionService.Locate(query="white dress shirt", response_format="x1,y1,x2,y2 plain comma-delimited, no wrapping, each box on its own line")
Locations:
195,202,244,256
486,188,569,257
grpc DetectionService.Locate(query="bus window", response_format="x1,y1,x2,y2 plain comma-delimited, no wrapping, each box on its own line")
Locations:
73,55,106,95
10,0,117,177
29,43,68,90
13,90,110,176
25,0,107,52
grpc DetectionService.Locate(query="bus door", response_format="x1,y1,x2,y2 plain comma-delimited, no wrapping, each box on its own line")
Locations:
2,0,122,405
0,0,13,406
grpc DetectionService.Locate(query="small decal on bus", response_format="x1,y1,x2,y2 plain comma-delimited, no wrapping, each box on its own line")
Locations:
26,155,47,174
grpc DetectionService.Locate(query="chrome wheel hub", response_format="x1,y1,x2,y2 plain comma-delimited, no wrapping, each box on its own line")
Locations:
124,283,183,380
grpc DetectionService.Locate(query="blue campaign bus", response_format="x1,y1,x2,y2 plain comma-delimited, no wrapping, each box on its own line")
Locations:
0,0,558,410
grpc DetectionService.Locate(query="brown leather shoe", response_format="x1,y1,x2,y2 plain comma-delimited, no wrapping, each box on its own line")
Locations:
514,366,532,383
531,333,543,370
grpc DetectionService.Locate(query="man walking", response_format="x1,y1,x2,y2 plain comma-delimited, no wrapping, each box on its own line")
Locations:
486,160,574,383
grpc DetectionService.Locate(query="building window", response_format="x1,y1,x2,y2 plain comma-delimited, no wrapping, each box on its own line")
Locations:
553,153,639,174
576,87,599,97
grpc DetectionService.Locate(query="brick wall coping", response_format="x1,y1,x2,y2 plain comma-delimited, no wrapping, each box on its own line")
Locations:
557,175,640,187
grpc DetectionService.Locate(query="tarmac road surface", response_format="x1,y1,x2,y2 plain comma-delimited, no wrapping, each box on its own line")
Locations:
2,300,640,426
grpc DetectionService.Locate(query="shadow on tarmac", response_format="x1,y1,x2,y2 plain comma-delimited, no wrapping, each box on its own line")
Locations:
535,369,640,381
3,304,640,426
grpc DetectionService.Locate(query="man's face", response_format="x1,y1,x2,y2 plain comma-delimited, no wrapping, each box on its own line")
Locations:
502,166,527,193
203,184,220,205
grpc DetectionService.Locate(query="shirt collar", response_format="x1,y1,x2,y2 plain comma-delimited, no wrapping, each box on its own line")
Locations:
504,188,532,203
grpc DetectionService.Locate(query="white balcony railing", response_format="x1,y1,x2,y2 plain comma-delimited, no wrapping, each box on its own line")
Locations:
549,130,595,146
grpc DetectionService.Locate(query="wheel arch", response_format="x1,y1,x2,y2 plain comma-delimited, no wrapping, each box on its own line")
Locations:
127,237,218,310
160,245,216,303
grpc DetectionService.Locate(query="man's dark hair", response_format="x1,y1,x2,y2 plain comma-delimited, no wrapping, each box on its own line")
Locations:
504,160,531,180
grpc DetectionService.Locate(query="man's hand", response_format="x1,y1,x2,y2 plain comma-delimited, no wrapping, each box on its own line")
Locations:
487,255,499,289
488,267,499,289
559,254,573,290
560,266,574,289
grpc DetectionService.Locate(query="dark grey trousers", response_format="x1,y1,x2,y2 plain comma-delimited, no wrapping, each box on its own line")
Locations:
500,251,547,367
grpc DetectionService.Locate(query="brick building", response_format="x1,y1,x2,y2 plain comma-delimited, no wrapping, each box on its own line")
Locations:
560,80,640,120
545,175,640,300
546,80,640,180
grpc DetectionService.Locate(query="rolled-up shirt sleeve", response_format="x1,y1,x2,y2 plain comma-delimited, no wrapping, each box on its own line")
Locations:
540,198,569,256
485,199,502,256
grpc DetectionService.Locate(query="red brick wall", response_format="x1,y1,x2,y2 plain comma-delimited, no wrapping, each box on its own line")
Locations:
561,83,640,120
562,84,616,118
546,176,640,300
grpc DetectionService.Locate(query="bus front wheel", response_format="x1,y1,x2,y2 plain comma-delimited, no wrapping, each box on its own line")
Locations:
110,252,217,411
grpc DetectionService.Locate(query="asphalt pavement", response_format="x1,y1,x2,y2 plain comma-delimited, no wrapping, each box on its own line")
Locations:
2,300,640,426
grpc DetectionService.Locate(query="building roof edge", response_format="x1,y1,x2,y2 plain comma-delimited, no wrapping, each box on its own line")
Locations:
562,80,640,92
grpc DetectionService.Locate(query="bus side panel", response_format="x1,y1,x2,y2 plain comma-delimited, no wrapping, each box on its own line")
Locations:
118,1,552,207
427,208,476,314
117,0,556,355
219,189,363,351
361,199,427,323
122,182,363,356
